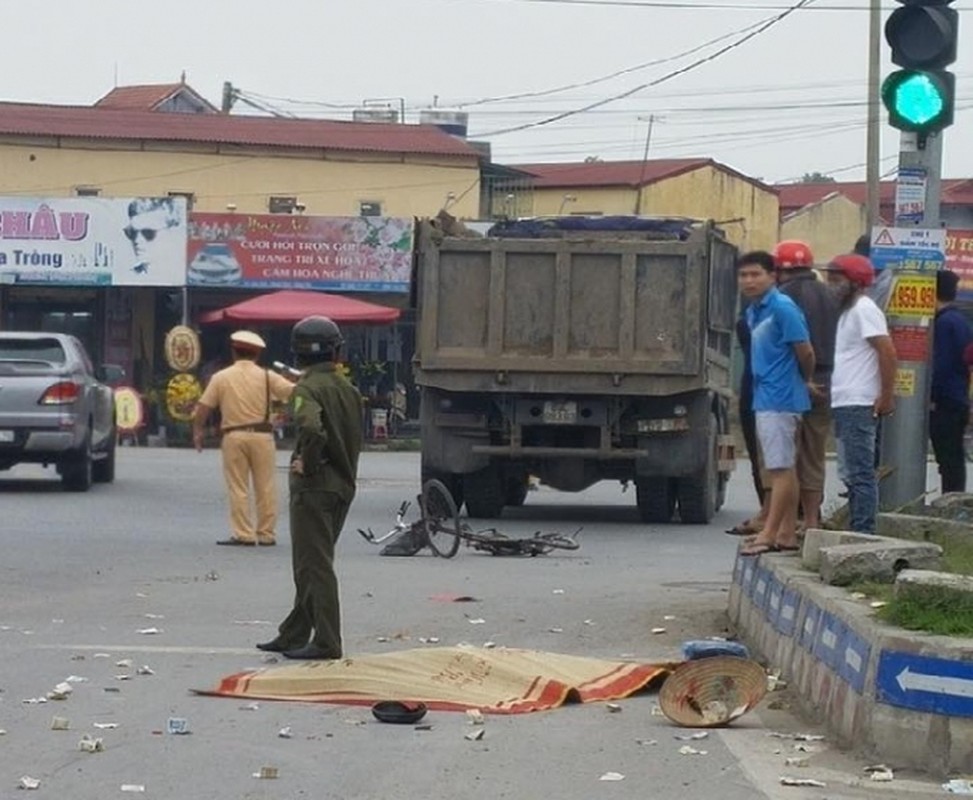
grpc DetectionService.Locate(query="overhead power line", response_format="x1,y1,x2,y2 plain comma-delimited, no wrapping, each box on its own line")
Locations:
473,0,819,137
479,0,971,11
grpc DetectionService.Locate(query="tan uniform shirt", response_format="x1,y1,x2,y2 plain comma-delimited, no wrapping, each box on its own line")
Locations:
198,360,293,430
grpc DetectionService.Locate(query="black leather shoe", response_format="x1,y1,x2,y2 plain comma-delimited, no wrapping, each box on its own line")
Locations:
282,644,340,660
217,538,256,546
256,639,300,653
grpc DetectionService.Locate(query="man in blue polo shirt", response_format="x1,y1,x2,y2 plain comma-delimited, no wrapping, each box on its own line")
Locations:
738,251,816,556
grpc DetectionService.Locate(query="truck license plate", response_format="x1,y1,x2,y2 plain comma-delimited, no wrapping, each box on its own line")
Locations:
0,430,14,443
543,401,577,424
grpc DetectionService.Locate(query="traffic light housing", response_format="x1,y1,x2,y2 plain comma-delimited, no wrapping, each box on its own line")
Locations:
882,0,959,134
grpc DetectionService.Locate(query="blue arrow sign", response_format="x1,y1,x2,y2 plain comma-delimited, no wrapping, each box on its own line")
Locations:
877,651,973,717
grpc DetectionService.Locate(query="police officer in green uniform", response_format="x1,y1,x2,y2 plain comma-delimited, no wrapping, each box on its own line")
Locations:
257,316,362,660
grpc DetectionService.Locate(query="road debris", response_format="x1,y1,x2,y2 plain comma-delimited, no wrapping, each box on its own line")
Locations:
253,767,279,779
116,659,133,668
870,601,888,609
769,732,825,742
0,729,6,735
167,718,191,735
93,653,111,659
552,589,565,595
205,570,220,582
678,745,708,756
482,641,496,649
779,777,826,788
136,666,155,676
674,732,709,741
767,672,787,692
548,627,563,634
636,739,658,746
22,697,48,705
93,723,119,730
115,675,132,681
583,619,596,626
850,592,867,600
261,655,279,664
78,734,105,753
48,682,73,700
376,636,390,643
651,627,667,635
18,776,41,790
869,769,894,782
137,627,162,635
466,709,485,725
468,618,486,625
599,772,625,782
944,778,973,794
50,717,70,730
418,637,441,644
144,614,165,620
784,757,809,768
429,594,479,603
414,724,434,731
120,785,145,793
65,675,88,683
606,703,622,713
240,703,260,711
103,687,121,693
278,727,293,739
664,615,677,621
464,728,485,741
232,620,272,625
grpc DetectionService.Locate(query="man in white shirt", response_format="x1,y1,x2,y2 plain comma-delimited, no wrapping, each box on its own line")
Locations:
823,254,897,533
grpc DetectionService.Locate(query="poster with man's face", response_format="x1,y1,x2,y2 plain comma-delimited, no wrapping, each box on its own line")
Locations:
0,197,188,287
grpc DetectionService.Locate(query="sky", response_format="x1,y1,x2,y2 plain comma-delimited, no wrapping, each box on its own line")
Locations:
3,0,971,184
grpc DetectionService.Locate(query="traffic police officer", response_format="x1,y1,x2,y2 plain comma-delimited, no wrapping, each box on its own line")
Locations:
257,316,363,660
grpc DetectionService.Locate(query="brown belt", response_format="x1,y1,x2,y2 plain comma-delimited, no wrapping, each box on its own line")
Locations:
222,423,274,434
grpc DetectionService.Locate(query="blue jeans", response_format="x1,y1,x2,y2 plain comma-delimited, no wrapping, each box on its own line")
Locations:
833,406,878,534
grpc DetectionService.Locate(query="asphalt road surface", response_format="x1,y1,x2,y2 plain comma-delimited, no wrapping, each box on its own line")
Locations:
0,449,948,799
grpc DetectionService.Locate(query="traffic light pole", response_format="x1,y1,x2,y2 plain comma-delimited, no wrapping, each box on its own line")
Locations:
879,131,943,510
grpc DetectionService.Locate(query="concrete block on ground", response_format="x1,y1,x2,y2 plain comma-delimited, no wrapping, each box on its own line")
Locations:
802,528,878,571
928,493,973,522
895,569,973,601
878,513,973,545
819,542,943,587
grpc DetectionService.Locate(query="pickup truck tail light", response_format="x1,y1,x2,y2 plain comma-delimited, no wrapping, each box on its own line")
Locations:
39,381,81,405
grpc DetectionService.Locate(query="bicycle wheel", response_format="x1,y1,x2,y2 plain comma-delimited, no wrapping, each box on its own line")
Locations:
421,479,462,559
533,533,580,551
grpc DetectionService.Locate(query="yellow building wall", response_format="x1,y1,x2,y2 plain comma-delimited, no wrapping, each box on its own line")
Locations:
532,186,638,216
780,195,867,264
0,139,480,218
638,165,780,251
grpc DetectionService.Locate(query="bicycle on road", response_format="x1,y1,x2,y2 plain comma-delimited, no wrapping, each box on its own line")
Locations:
357,479,581,558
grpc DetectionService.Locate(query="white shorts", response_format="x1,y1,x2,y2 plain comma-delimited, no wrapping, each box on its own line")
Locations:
755,411,800,471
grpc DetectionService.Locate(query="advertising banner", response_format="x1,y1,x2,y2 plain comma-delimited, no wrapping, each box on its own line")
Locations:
187,213,414,293
0,197,187,287
946,230,973,301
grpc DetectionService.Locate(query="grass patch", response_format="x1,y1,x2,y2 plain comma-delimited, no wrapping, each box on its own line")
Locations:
877,586,973,637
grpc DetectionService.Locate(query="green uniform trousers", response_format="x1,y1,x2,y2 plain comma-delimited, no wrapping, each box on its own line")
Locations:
276,474,349,657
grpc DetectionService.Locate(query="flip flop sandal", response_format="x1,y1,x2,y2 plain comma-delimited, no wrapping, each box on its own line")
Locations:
724,520,761,536
739,542,776,557
371,701,428,724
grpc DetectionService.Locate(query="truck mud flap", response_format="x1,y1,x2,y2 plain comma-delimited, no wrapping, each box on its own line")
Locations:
718,434,737,473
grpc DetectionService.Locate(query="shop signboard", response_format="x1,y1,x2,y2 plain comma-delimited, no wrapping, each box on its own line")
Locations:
947,230,973,302
0,197,188,287
187,213,414,293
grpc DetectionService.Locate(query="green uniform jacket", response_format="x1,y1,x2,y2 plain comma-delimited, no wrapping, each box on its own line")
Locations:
291,364,363,502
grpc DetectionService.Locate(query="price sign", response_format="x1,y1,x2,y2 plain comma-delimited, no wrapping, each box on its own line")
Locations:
886,275,936,318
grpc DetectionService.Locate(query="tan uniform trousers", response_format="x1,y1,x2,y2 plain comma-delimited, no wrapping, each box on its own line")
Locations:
221,431,278,543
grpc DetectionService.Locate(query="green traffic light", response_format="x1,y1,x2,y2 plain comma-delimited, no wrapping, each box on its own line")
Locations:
893,73,945,125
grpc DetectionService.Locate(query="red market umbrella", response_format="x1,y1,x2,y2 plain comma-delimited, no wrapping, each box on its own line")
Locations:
198,290,401,326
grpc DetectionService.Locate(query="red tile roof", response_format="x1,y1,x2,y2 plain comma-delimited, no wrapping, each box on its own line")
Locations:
95,83,189,110
776,179,973,213
0,101,480,159
514,158,774,193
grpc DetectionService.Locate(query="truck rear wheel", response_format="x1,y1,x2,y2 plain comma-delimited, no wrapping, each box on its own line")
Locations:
636,478,676,523
676,417,718,524
505,476,529,507
465,467,505,519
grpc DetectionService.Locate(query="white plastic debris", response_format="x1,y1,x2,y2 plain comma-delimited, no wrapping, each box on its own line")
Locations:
50,717,70,730
548,627,564,634
767,673,787,692
116,659,133,668
465,728,485,741
135,592,149,598
205,571,219,582
583,619,596,626
115,675,132,681
167,718,190,735
121,784,146,793
78,735,104,753
552,589,565,595
606,703,622,713
252,767,278,779
137,628,162,635
678,745,708,756
675,732,709,741
466,709,485,725
636,739,658,746
376,636,390,643
278,727,293,739
784,757,809,768
0,729,6,736
136,666,154,676
769,732,825,742
850,592,867,600
65,675,88,683
48,683,73,700
18,776,41,790
482,641,496,649
144,614,164,620
93,653,111,659
779,777,826,787
870,601,888,609
663,615,676,621
93,723,118,730
240,703,260,711
870,769,894,782
468,618,486,625
599,772,625,782
944,779,973,794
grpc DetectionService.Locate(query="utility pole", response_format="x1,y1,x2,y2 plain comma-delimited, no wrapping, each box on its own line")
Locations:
221,81,235,114
876,0,958,509
865,0,882,227
635,114,656,215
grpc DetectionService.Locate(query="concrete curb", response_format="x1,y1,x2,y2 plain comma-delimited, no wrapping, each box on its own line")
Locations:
728,550,973,777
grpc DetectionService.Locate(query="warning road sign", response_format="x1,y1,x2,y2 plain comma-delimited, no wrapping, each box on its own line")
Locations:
871,227,947,273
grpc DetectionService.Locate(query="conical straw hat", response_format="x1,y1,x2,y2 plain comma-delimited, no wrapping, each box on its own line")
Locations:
658,656,767,727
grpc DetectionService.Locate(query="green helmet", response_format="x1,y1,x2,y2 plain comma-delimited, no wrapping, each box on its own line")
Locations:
291,315,343,356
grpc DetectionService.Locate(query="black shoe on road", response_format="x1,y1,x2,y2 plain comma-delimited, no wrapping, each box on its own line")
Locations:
256,639,299,653
282,644,340,660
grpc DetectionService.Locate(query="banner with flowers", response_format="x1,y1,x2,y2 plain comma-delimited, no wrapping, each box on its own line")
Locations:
187,213,414,293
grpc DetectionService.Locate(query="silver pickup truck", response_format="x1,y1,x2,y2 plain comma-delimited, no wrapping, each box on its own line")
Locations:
0,332,116,491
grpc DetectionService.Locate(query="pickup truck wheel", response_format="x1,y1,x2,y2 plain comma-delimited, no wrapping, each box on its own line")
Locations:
92,430,116,484
464,467,505,519
636,478,676,523
676,418,718,524
62,435,93,493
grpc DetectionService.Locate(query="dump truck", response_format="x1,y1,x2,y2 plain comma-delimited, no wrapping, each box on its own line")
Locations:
413,216,738,523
